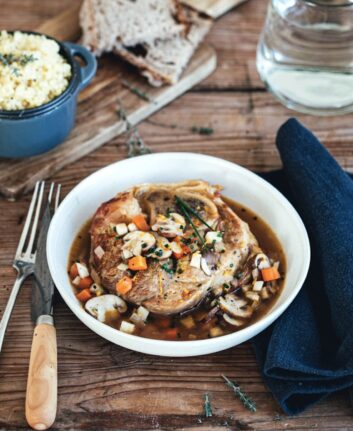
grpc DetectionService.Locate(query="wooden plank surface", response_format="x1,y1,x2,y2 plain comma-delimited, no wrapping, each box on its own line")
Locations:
1,1,353,430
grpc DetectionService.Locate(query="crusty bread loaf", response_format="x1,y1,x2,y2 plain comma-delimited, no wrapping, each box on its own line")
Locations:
80,0,212,86
80,0,186,56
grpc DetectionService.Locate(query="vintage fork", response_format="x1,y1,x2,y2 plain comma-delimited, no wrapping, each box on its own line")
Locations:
0,181,61,352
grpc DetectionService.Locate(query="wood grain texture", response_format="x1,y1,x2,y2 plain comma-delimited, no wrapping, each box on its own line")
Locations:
181,0,248,18
25,323,57,430
0,1,353,430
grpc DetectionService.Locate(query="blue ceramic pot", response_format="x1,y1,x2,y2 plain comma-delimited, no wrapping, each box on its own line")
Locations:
0,34,97,158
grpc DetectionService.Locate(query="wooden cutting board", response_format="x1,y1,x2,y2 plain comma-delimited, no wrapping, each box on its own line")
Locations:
182,0,248,18
0,5,217,200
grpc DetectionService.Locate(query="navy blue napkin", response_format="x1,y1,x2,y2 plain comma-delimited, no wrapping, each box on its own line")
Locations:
252,118,353,415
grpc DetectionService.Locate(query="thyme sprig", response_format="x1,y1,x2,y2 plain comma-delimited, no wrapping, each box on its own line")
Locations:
117,100,151,157
175,196,214,231
122,80,151,102
146,119,214,136
222,375,256,412
204,393,213,417
176,198,205,246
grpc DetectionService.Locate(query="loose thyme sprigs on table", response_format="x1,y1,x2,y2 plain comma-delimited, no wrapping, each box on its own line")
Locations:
204,393,213,417
122,80,151,102
117,99,151,157
222,375,257,412
146,119,214,136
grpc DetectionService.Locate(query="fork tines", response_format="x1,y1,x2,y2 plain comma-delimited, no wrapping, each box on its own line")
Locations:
15,182,61,262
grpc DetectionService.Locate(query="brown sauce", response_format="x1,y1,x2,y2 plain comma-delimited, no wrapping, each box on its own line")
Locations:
68,198,286,341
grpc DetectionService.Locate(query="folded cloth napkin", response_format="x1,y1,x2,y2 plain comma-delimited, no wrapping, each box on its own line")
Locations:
252,118,353,415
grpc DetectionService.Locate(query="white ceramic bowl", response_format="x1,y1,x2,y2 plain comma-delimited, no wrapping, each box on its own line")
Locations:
47,153,310,357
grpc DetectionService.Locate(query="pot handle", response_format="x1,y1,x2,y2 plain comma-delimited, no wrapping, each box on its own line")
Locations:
64,42,97,91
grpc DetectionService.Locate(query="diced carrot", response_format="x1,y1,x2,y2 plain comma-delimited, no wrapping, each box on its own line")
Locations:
261,267,280,282
78,276,94,290
157,317,171,329
173,237,191,259
69,262,79,279
128,256,148,271
164,327,179,339
132,214,150,231
116,276,133,295
76,288,92,303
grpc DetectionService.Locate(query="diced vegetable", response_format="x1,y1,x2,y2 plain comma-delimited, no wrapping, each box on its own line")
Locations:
117,263,128,271
70,262,79,278
137,305,149,321
116,276,133,295
128,222,137,232
78,276,94,290
128,256,147,271
76,262,89,278
245,291,260,302
122,249,133,259
130,312,145,326
164,328,179,339
120,320,135,334
190,251,202,269
209,326,223,337
132,214,150,231
94,245,105,259
157,317,171,328
76,288,93,303
114,223,128,236
261,267,280,281
253,280,264,291
170,238,190,259
72,276,81,286
180,315,195,329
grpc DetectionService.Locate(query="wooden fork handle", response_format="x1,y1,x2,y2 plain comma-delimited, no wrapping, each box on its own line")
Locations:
26,316,57,430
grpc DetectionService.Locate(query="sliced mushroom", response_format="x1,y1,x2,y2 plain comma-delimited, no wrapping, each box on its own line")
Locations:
245,291,260,302
254,253,271,269
148,234,172,260
219,294,253,319
201,257,212,276
151,212,185,238
122,231,156,257
85,294,127,322
223,313,245,327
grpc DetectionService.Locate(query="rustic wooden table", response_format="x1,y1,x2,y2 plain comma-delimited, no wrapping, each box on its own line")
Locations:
1,1,353,430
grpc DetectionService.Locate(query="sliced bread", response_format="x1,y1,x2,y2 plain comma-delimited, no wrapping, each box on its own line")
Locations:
80,0,212,85
80,0,186,55
113,10,212,86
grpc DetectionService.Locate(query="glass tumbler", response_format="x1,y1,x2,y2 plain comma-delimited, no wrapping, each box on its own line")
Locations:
257,0,353,115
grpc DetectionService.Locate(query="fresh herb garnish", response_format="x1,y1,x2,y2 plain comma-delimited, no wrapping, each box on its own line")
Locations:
176,199,205,246
176,196,214,231
161,263,174,274
204,393,213,417
222,375,256,412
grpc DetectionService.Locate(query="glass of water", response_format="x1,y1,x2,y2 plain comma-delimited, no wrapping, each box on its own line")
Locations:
257,0,353,115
